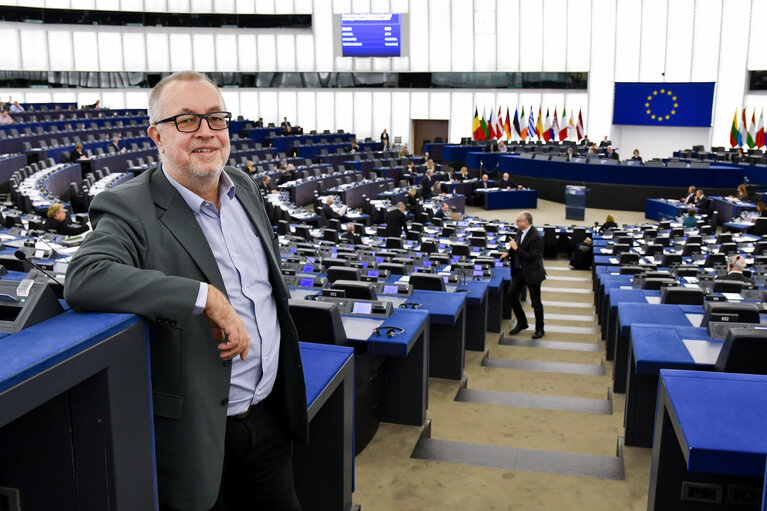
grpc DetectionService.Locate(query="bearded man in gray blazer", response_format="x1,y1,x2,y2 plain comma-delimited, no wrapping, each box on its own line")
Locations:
65,71,308,511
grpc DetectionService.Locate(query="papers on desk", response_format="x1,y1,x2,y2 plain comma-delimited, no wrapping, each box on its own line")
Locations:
682,339,723,365
645,296,661,304
600,248,611,254
609,257,619,264
721,293,744,301
341,316,384,340
619,285,632,289
685,313,705,328
0,233,18,241
683,277,698,284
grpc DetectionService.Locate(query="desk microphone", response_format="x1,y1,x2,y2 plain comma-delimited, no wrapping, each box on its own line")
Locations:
35,234,71,262
14,250,64,288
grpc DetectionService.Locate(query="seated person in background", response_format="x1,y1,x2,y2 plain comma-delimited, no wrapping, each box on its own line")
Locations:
349,141,359,153
600,135,611,147
448,205,462,221
384,202,408,238
756,202,767,217
731,147,745,163
43,203,89,236
244,160,256,175
433,202,450,219
569,237,593,270
83,99,100,109
579,135,590,146
681,185,696,204
457,166,470,181
70,142,84,162
445,167,458,182
109,136,126,154
406,187,419,213
425,159,436,173
631,149,642,163
258,175,276,194
399,144,410,158
682,209,698,228
565,147,576,161
341,223,362,245
276,165,293,185
498,141,508,153
477,173,493,189
731,184,749,201
322,196,347,221
694,189,705,205
599,214,618,233
0,109,14,125
717,254,754,284
586,146,598,161
254,117,264,128
604,146,619,160
498,172,523,190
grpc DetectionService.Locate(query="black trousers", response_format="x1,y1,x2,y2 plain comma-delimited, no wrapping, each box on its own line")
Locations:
160,402,300,511
509,275,544,332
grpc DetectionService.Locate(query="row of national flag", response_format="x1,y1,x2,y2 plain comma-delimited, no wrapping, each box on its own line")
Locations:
730,108,766,149
472,106,586,142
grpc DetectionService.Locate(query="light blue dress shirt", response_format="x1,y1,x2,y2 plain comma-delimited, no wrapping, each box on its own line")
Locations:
164,167,280,416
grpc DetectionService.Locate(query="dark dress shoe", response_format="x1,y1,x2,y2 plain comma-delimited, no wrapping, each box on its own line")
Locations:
508,323,529,335
532,330,545,339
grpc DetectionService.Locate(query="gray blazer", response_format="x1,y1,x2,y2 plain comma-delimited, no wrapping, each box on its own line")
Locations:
64,166,308,510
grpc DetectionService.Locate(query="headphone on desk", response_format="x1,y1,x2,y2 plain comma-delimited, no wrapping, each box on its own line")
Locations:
398,302,421,309
372,326,405,337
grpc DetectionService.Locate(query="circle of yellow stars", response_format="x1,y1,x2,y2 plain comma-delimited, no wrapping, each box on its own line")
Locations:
645,89,678,122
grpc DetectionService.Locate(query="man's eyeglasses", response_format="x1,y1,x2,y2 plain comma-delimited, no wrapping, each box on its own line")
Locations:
154,111,232,132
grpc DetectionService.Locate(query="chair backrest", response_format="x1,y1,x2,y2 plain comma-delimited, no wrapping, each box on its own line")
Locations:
752,218,767,236
715,327,767,374
330,280,377,300
704,253,727,267
409,273,446,291
660,254,682,266
711,279,748,293
287,300,348,346
376,262,407,275
641,278,676,290
386,237,404,249
702,302,761,326
322,228,339,242
326,266,361,283
321,257,348,270
451,244,470,257
618,253,639,265
619,265,645,275
660,287,704,305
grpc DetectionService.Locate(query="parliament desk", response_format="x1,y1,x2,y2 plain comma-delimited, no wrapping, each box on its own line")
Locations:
377,166,403,183
602,287,660,354
435,193,467,214
613,303,704,393
328,179,392,209
280,171,356,206
711,196,757,223
442,145,479,163
465,151,500,170
293,342,355,511
648,370,767,511
645,198,696,221
624,325,717,448
474,188,538,210
422,142,446,161
0,311,156,510
448,280,489,351
0,154,27,192
484,270,506,333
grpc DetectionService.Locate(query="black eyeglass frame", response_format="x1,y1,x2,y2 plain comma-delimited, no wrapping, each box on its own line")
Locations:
154,111,232,132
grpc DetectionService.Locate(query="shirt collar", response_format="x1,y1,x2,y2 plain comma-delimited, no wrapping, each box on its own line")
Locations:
162,164,235,211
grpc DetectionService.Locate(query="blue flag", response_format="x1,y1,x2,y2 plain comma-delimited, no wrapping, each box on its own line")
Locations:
612,82,715,127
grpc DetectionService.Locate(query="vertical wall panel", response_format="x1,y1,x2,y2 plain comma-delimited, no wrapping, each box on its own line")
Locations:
145,0,167,12
169,33,193,71
613,0,641,82
334,91,353,133
167,0,189,11
351,0,370,12
120,0,142,10
747,0,767,70
495,0,518,73
294,0,313,13
239,91,259,122
391,92,410,150
295,34,315,71
73,31,99,71
316,91,335,131
409,0,429,71
690,0,722,82
313,1,334,71
215,33,238,72
587,0,615,140
278,91,298,128
102,91,126,110
390,0,407,13
449,91,473,144
566,0,591,71
236,0,255,13
372,91,392,136
220,91,240,123
123,32,147,71
333,0,352,12
255,0,275,13
353,91,373,140
71,0,95,7
97,31,123,71
450,0,473,72
276,34,296,71
354,57,373,72
370,0,389,12
125,91,149,110
664,0,694,82
20,29,49,70
52,92,78,105
96,0,119,8
542,0,566,72
429,0,451,72
518,1,543,71
25,92,53,104
145,33,170,72
0,28,20,70
257,33,277,71
259,91,279,125
410,91,429,119
213,0,235,12
237,33,258,71
296,91,316,133
429,92,450,120
638,0,667,82
274,0,293,13
47,31,74,71
192,33,215,71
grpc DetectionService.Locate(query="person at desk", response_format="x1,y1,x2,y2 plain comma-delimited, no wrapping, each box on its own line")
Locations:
477,173,493,189
681,185,697,204
631,149,642,163
731,147,746,163
694,189,705,206
83,99,100,109
258,175,276,194
457,166,470,181
384,202,408,238
586,146,598,161
599,214,618,233
445,167,458,182
756,202,767,217
254,117,264,128
44,203,89,235
600,135,611,147
64,71,308,511
499,211,546,339
406,187,419,214
342,223,363,245
422,168,438,200
498,172,523,190
399,144,410,158
433,201,450,219
109,136,126,154
605,146,619,160
244,160,256,175
380,128,389,150
280,116,291,130
682,209,698,228
0,108,14,125
579,135,590,146
565,147,576,161
69,143,84,162
731,184,749,201
322,196,347,221
717,254,755,284
276,165,293,185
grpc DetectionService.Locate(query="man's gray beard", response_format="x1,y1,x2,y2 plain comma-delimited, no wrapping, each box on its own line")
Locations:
187,164,224,184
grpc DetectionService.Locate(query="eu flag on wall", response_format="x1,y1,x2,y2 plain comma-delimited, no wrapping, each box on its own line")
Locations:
612,82,715,127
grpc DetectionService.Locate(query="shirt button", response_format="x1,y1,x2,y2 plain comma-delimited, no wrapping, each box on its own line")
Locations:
222,359,231,367
220,398,229,406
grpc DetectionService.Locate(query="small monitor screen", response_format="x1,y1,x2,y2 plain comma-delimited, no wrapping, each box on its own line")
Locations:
331,247,337,252
299,278,314,287
383,284,398,294
443,275,449,283
474,264,482,270
473,270,484,276
422,260,431,267
360,261,368,268
451,256,460,263
306,256,315,263
302,265,314,273
352,302,373,314
375,256,383,263
367,270,379,277
495,261,504,268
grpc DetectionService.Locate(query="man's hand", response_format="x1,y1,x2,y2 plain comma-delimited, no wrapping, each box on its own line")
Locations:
204,286,250,361
499,252,508,260
508,239,518,251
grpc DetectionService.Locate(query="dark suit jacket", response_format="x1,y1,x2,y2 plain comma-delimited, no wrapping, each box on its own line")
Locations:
421,175,436,199
43,216,89,236
258,179,275,194
606,151,619,160
600,139,611,147
498,178,517,189
341,232,362,245
717,272,754,285
384,208,408,238
322,203,342,220
506,227,546,285
64,166,308,510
